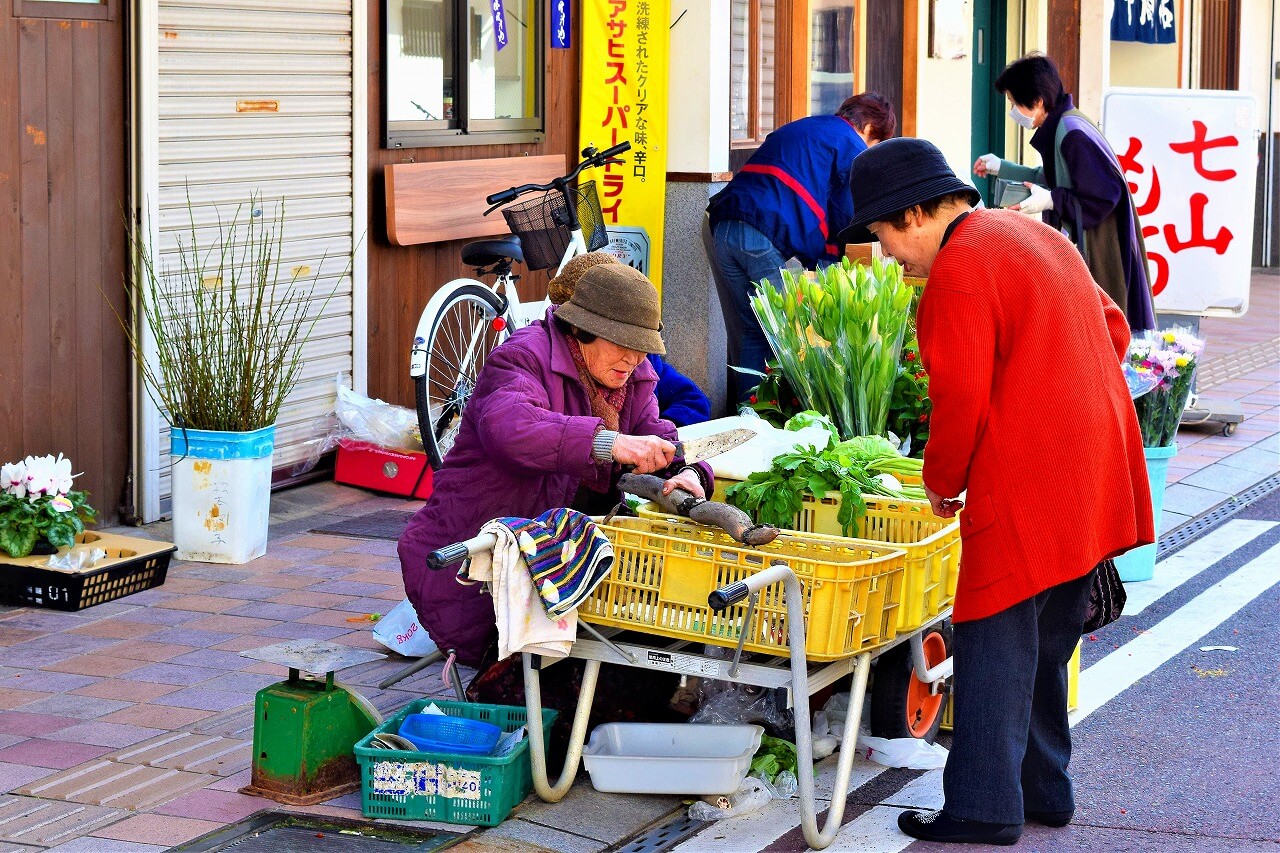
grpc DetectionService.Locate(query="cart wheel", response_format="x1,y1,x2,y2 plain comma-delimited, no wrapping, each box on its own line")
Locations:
869,625,950,742
1221,422,1237,437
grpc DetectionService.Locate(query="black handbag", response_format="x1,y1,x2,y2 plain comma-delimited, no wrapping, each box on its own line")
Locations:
1082,559,1127,634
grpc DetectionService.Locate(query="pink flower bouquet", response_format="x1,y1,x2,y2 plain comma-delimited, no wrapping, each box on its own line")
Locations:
1126,328,1206,448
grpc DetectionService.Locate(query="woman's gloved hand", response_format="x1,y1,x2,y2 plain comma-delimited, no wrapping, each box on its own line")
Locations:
612,433,677,474
661,467,706,499
973,153,1001,178
1011,183,1054,215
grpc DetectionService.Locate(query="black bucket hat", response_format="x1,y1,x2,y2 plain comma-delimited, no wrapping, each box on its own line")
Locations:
838,138,981,245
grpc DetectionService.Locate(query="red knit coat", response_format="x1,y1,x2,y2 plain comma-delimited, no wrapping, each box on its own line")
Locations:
918,209,1154,622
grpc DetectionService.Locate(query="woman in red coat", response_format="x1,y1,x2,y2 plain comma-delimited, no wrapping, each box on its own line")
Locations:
839,138,1153,846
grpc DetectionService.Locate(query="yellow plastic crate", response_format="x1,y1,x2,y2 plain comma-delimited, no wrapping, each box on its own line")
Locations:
941,641,1081,730
581,516,907,661
664,481,960,634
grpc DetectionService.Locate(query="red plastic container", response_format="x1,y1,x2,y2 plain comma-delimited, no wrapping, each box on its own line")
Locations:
334,439,433,499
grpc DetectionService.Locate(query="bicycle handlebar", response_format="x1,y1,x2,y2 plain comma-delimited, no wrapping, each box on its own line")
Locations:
483,141,633,212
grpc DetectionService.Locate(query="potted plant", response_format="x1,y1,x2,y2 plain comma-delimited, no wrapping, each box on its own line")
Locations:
115,195,342,563
1115,327,1205,582
0,455,97,558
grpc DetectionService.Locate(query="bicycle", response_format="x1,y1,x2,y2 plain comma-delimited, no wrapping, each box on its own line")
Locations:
409,141,632,470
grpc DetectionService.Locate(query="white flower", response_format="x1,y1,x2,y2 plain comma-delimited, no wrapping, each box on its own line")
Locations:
22,455,57,498
50,454,74,495
0,461,26,498
50,495,73,513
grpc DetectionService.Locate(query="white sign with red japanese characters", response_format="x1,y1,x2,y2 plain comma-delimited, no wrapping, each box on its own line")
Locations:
1101,88,1259,317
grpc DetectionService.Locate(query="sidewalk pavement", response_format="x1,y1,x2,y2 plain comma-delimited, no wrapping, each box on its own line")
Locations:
1160,269,1279,533
0,272,1274,852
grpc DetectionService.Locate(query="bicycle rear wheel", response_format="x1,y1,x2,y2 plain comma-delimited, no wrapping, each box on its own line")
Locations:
416,284,509,470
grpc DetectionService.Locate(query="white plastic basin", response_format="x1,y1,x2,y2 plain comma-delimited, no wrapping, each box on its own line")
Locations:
582,723,764,795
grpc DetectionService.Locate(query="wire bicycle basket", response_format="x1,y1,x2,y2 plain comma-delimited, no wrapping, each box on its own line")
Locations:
501,182,609,271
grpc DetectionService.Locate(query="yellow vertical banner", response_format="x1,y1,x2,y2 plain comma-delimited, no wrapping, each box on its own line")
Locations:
578,0,669,294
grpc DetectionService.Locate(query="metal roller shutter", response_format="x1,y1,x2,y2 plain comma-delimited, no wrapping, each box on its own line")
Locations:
134,0,366,521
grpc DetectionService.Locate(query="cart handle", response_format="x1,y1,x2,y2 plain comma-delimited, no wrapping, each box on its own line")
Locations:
708,561,792,611
708,581,751,611
426,532,498,571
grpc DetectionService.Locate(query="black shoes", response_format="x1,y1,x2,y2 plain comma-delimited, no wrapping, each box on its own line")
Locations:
1025,808,1073,827
897,810,1022,846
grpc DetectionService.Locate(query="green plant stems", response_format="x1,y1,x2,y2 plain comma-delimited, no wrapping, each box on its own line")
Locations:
113,192,348,433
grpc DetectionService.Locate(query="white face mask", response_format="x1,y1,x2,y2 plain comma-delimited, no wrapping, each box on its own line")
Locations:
1009,105,1036,130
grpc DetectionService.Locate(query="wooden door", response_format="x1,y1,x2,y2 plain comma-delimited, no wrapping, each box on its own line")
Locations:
0,0,132,523
1198,0,1240,89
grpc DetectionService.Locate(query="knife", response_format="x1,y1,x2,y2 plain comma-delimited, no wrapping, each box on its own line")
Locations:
673,428,756,464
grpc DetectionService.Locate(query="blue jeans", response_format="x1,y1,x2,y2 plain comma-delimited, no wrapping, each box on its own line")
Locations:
943,568,1095,825
709,219,787,403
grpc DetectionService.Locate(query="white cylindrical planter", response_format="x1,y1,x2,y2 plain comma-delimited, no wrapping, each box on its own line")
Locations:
170,425,275,564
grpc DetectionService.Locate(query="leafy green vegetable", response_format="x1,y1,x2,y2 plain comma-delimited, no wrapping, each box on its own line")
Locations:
725,442,924,535
751,735,799,783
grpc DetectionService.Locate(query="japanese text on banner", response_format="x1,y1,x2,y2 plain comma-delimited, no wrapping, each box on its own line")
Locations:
579,0,670,292
1103,91,1258,316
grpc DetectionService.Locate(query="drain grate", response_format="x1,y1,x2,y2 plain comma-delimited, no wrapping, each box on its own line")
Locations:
1158,471,1280,560
173,813,457,853
612,814,706,853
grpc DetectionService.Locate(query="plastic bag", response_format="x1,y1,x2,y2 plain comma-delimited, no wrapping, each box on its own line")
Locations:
334,381,422,451
46,547,107,571
372,598,440,658
688,777,774,821
860,734,949,769
811,692,948,770
293,376,424,476
690,681,794,739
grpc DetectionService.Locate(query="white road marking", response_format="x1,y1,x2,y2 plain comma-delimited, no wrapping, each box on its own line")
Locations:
1072,539,1280,724
1123,520,1276,614
671,530,1280,851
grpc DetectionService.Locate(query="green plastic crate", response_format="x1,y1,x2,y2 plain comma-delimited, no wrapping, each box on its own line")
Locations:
355,699,556,826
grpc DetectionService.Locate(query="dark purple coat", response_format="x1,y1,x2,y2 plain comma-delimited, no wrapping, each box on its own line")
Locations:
398,308,713,665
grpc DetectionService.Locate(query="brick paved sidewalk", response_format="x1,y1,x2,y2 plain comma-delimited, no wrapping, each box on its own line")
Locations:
1160,269,1279,532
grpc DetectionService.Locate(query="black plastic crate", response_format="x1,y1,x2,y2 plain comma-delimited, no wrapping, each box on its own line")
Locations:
0,532,175,611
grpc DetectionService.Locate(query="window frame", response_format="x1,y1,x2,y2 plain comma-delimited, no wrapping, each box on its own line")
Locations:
382,0,546,150
730,0,769,149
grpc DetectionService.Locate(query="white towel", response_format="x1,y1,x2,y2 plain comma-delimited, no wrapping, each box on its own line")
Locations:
467,519,575,660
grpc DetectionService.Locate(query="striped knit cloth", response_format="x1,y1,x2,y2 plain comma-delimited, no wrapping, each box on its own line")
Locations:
495,508,614,618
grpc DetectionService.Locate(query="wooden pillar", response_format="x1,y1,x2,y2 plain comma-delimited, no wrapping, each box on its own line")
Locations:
1047,0,1081,97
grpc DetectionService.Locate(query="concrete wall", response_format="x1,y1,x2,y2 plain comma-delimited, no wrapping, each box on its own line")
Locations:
1110,42,1180,88
913,0,974,182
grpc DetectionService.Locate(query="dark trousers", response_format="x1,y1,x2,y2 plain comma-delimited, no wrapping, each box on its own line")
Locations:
943,568,1095,824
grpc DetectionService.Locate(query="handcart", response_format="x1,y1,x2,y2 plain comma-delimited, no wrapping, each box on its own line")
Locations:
428,513,958,851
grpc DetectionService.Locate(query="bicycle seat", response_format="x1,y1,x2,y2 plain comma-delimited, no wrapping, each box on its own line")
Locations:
461,236,523,267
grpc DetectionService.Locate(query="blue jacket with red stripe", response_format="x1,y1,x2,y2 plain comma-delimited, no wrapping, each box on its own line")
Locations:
708,115,868,268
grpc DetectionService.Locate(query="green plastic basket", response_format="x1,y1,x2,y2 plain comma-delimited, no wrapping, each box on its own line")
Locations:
355,699,556,826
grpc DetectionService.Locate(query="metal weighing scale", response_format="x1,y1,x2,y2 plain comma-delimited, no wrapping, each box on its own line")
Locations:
239,640,386,805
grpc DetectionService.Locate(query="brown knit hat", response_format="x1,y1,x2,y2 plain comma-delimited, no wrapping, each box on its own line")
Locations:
547,251,622,305
555,264,666,355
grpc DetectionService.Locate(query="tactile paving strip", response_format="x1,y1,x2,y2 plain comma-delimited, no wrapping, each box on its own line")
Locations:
104,732,252,776
186,705,256,740
14,761,212,810
0,794,123,845
1197,337,1280,389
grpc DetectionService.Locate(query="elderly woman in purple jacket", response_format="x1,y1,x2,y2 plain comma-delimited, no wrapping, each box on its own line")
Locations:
398,264,713,667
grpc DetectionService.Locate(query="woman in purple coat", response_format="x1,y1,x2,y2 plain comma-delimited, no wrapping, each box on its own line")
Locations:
397,263,713,667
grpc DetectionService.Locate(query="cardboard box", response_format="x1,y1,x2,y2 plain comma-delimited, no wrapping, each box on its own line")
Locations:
334,439,433,499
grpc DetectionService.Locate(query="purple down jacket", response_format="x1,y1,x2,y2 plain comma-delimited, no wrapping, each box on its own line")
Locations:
397,308,713,665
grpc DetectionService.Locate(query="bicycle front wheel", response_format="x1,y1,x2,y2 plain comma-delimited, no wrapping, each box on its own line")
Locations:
416,284,509,470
